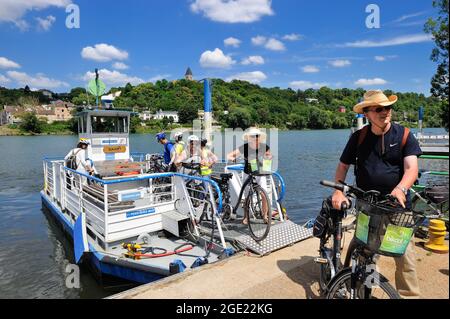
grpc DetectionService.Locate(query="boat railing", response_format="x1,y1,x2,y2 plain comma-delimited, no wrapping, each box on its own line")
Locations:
414,154,449,191
42,157,226,249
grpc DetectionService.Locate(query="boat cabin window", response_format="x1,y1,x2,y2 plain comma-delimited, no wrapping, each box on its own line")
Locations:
91,116,128,134
78,117,87,134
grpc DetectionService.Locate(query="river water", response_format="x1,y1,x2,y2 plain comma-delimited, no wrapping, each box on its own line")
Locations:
0,128,447,298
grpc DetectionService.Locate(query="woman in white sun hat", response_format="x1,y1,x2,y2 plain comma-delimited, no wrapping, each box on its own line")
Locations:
227,127,273,224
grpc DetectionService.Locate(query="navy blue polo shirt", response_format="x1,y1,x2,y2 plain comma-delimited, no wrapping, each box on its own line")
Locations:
340,123,422,195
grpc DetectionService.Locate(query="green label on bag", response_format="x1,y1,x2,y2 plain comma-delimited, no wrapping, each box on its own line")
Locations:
356,212,370,243
262,159,272,172
250,159,258,172
379,225,413,255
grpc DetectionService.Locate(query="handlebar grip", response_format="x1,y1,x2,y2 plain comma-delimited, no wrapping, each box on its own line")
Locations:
341,201,351,210
320,180,345,192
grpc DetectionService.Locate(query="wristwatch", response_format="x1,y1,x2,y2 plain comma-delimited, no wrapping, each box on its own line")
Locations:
396,186,408,195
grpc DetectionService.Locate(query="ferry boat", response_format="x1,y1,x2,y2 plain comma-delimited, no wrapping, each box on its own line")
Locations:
41,108,312,284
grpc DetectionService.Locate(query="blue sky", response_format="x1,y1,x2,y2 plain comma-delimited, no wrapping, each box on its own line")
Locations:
0,0,439,94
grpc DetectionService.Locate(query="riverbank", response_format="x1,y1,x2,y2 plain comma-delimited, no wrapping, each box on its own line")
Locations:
0,126,73,136
109,232,449,299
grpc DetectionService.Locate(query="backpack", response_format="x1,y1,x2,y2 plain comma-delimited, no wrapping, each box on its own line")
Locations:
354,125,410,176
357,125,410,149
66,149,82,170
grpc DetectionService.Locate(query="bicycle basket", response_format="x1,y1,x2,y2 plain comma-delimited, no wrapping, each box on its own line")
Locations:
425,185,449,205
354,199,424,257
247,158,272,175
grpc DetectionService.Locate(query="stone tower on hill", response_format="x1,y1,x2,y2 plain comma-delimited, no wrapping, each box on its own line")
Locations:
185,67,193,81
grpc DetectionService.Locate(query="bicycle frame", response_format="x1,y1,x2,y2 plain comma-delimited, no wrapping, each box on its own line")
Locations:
410,187,447,216
320,212,346,286
233,173,258,214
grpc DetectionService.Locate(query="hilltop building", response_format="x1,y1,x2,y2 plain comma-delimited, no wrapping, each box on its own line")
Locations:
185,67,193,81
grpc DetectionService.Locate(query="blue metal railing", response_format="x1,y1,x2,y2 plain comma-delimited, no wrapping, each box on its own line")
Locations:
43,157,223,213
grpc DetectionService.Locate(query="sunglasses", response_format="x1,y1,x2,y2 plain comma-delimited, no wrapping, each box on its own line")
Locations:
364,105,392,113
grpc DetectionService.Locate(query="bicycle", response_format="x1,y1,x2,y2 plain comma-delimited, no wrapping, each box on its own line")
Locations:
232,169,272,242
411,175,448,227
313,197,350,293
320,180,443,299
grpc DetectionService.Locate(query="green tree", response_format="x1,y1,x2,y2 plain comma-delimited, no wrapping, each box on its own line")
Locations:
178,105,198,124
425,0,449,129
20,112,43,133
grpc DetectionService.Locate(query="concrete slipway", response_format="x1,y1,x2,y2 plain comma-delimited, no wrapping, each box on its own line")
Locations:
109,232,449,299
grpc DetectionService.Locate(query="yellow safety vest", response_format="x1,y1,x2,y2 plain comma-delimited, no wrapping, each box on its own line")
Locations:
200,149,212,176
175,141,185,155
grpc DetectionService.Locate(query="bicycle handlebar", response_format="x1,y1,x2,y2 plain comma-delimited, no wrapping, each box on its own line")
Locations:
320,180,345,192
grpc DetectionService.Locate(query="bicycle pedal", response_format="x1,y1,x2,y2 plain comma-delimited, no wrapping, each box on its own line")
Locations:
314,257,328,264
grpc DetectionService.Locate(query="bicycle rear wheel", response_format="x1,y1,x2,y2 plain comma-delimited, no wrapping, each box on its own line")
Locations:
244,185,271,242
326,268,400,299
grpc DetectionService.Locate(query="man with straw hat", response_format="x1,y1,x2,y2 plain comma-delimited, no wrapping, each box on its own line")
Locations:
331,90,422,298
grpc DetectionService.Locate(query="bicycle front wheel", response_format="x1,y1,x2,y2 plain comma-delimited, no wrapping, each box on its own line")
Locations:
327,268,400,299
244,185,271,242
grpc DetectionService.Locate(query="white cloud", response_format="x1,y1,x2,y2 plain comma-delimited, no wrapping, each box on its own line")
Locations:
252,36,285,51
251,35,267,46
374,55,398,62
190,0,274,23
329,59,351,67
199,48,236,69
7,71,69,89
264,38,286,51
0,57,21,69
289,80,328,90
224,37,242,48
148,74,171,82
283,33,302,41
81,43,129,62
354,78,387,86
112,62,129,70
302,65,320,73
83,69,144,86
36,15,55,31
0,0,71,30
339,34,432,48
241,55,265,65
226,71,267,84
0,74,11,84
393,11,427,23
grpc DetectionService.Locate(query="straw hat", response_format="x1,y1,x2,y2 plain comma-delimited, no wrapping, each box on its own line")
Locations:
243,127,267,141
353,90,398,114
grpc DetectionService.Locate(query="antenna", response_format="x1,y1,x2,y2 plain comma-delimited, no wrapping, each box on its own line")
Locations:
87,69,106,109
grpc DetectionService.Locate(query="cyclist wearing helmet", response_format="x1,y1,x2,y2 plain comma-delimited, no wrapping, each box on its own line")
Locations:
200,138,218,176
155,132,174,168
64,138,94,175
169,131,186,171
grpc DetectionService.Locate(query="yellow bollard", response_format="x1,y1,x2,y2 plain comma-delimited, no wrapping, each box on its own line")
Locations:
424,219,449,254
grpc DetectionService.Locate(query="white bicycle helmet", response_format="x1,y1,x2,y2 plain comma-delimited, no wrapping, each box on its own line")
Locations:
188,135,200,142
174,131,183,141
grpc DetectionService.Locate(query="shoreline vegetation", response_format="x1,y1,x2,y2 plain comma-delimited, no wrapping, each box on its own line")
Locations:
1,79,448,137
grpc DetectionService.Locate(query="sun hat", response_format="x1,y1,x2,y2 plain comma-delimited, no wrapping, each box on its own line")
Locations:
243,127,267,142
353,90,398,114
188,135,200,142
